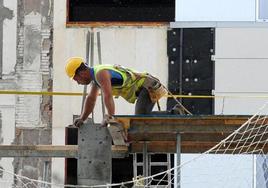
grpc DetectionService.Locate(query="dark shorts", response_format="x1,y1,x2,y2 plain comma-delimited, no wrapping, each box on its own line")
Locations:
135,87,155,115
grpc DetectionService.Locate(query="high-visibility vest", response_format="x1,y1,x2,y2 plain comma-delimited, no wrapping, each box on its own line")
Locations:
92,64,147,103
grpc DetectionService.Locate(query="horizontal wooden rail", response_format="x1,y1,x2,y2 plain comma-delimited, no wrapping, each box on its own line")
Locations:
0,145,128,158
0,145,78,158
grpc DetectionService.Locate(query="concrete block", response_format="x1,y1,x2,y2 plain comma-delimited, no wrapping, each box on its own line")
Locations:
78,119,112,186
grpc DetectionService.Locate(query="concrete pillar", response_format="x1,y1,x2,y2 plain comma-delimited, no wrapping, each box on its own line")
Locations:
78,119,112,186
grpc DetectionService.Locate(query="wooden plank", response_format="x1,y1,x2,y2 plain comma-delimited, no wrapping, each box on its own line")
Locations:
128,132,231,142
131,141,216,153
0,145,128,158
0,145,78,158
107,122,128,146
111,145,128,152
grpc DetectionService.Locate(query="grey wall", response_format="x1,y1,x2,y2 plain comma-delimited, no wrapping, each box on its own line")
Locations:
0,0,53,186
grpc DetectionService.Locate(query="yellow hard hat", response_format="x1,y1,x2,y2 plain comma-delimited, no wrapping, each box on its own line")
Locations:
65,57,84,79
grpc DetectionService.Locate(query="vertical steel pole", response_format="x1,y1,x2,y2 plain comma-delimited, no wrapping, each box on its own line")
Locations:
143,142,148,185
179,29,183,103
176,133,181,188
42,161,49,188
81,31,91,114
90,31,95,121
252,154,256,188
81,30,95,121
97,32,106,118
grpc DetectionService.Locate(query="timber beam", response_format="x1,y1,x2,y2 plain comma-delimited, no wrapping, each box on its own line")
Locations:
0,145,128,158
113,115,267,153
0,145,78,158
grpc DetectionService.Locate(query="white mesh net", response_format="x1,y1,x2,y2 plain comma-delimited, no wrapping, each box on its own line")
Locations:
1,103,268,187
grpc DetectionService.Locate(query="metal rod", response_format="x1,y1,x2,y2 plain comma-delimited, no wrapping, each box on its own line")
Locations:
179,29,183,103
85,31,90,65
167,154,171,188
81,31,91,113
143,142,148,185
176,133,181,188
90,31,95,122
97,32,106,118
42,161,50,188
90,31,94,69
133,153,138,178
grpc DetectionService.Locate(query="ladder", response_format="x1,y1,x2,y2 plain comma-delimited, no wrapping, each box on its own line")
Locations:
133,152,172,187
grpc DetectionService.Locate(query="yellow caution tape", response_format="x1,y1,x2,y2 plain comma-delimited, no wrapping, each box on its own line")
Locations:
1,90,268,99
165,94,268,99
0,90,83,96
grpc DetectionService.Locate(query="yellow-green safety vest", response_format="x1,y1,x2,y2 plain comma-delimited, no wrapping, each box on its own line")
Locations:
92,64,148,103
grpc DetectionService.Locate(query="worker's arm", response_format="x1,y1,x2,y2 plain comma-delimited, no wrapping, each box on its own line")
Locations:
80,83,99,121
73,83,99,127
96,70,115,116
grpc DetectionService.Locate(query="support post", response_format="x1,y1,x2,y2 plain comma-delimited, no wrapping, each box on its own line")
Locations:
78,119,112,186
81,31,91,113
143,142,148,185
97,31,106,118
176,133,181,188
42,161,49,188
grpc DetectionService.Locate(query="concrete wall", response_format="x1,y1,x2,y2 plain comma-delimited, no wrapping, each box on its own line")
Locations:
0,0,53,186
16,0,53,128
1,0,16,75
14,0,53,185
0,0,17,186
0,95,15,187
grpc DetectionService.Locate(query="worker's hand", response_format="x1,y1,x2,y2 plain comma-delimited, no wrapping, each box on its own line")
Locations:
73,117,84,128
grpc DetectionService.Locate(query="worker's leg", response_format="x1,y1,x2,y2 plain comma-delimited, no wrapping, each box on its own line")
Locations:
135,87,155,115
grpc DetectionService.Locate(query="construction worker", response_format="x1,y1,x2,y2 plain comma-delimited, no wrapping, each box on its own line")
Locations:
65,57,167,127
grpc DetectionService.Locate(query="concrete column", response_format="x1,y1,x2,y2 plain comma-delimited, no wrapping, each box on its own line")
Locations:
78,119,112,186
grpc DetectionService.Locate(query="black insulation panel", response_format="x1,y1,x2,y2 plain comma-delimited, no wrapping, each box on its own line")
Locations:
167,28,215,115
